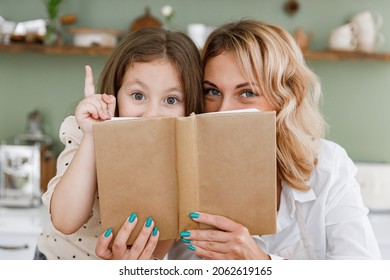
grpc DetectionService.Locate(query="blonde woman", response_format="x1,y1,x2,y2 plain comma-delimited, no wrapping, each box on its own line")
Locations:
169,19,381,260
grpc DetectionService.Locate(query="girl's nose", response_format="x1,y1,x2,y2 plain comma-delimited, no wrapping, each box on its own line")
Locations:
142,103,161,118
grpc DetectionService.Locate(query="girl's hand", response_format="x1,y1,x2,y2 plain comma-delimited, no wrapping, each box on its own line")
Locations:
180,212,270,260
75,65,116,135
96,213,160,260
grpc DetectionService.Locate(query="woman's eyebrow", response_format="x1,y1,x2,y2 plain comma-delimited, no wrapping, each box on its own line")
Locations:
236,82,259,89
203,80,258,89
203,80,217,87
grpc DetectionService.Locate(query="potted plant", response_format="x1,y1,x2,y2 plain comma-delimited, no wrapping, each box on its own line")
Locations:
44,0,63,45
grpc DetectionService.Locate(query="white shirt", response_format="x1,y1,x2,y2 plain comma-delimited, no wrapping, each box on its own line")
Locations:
168,139,382,260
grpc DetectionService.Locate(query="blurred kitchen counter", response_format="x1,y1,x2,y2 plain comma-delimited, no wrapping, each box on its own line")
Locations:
0,205,49,260
0,205,388,260
368,211,390,260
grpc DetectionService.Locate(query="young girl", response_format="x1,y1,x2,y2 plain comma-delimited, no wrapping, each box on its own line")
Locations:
35,27,203,260
168,19,381,260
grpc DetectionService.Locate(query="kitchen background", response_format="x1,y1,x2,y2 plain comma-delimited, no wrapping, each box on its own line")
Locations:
0,0,389,259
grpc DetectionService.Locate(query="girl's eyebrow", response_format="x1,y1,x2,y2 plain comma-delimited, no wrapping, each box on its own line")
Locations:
203,80,258,89
126,79,149,89
126,79,182,94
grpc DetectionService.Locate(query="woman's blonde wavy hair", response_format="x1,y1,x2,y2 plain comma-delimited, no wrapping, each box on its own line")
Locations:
202,19,326,190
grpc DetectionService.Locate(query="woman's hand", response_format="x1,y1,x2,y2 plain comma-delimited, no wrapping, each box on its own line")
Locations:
180,212,270,260
75,65,116,135
96,213,160,260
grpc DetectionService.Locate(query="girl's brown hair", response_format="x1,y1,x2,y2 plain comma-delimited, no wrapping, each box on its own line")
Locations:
202,20,326,191
98,28,203,116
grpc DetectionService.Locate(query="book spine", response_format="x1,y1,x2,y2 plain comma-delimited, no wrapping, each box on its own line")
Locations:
176,115,199,235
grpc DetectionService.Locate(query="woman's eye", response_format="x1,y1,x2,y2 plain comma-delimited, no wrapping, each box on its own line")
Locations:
131,92,145,101
240,91,256,98
204,88,221,96
165,96,179,105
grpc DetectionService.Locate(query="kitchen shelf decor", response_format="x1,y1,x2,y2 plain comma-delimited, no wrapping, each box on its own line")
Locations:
303,50,390,61
0,43,113,56
2,43,390,61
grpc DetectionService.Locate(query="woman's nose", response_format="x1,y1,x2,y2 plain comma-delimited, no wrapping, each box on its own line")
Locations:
218,98,239,112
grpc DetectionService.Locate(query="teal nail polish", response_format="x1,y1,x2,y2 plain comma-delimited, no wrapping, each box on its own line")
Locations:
180,231,190,237
153,227,158,236
104,228,112,238
128,212,137,223
189,212,200,219
145,217,153,228
181,238,191,244
187,245,196,251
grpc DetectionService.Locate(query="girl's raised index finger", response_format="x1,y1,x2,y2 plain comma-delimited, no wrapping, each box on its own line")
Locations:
84,65,96,97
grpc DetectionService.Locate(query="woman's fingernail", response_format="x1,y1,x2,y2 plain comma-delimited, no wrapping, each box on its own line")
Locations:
104,228,112,238
128,212,137,223
187,245,196,251
153,227,159,236
145,217,153,228
180,231,190,237
189,212,200,219
181,238,191,244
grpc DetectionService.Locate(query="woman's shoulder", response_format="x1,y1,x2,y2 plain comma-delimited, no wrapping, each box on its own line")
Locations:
316,139,355,171
309,139,357,191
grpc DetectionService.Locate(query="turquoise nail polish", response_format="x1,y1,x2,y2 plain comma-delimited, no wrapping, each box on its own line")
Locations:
189,212,200,219
153,227,158,236
104,228,112,238
146,217,153,228
128,212,137,223
181,238,191,244
187,245,196,251
180,231,190,237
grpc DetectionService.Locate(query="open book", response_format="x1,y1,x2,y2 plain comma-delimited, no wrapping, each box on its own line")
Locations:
94,110,277,244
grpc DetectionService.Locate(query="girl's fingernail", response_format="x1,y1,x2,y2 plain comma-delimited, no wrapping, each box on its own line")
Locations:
153,227,159,236
128,212,137,223
189,212,200,219
180,231,190,237
145,217,153,228
187,245,196,251
104,228,112,238
181,238,191,244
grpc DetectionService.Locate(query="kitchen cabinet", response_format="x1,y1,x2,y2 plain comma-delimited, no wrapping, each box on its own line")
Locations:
0,206,49,260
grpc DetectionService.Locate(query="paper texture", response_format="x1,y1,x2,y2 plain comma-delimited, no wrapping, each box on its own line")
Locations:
94,111,277,244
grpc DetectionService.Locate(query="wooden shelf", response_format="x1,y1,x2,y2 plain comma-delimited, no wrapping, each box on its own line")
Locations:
303,50,390,61
1,43,390,61
0,43,113,56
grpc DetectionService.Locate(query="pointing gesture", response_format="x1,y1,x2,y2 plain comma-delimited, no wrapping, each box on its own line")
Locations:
75,65,116,135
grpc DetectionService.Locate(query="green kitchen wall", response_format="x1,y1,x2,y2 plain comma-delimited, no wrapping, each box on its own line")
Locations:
1,0,390,161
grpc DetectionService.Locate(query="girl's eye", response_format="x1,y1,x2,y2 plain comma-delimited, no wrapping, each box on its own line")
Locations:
131,92,145,101
240,91,257,98
165,96,179,105
204,88,221,96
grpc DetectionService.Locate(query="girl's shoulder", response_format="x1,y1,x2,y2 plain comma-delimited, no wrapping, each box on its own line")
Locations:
59,115,83,144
